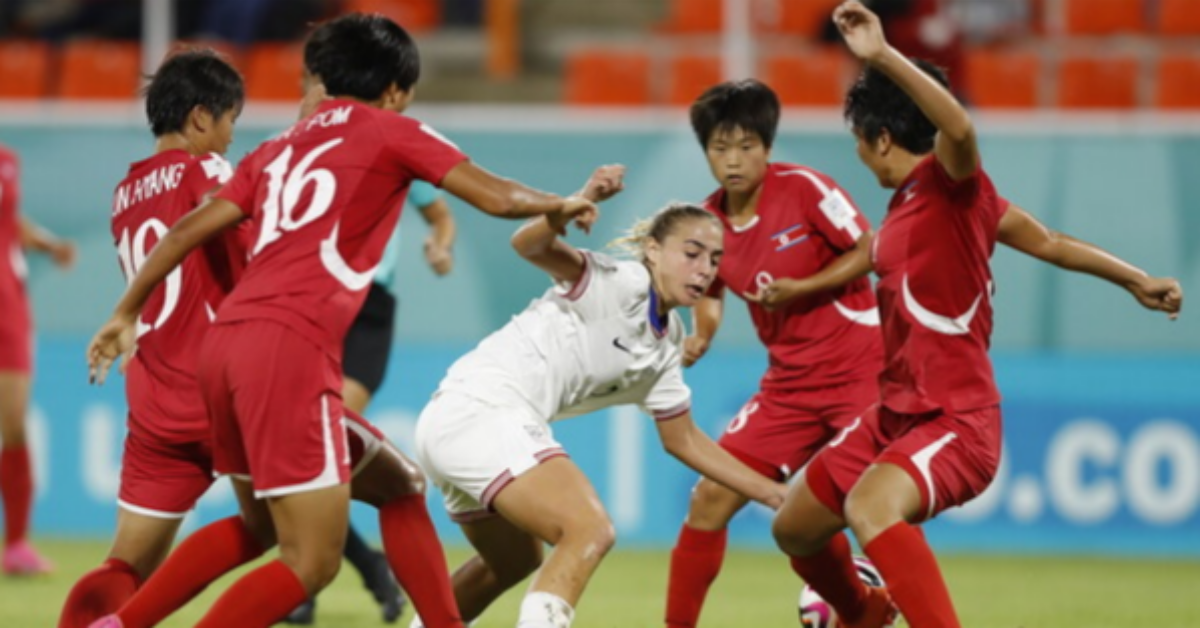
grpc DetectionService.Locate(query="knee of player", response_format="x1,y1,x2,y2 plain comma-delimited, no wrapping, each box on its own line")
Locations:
843,488,903,543
771,513,813,556
566,517,617,558
687,478,745,522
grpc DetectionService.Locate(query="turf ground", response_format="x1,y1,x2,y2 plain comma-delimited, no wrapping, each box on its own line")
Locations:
7,540,1200,627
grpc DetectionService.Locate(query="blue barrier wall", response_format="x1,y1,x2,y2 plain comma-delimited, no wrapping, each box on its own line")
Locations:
24,340,1200,555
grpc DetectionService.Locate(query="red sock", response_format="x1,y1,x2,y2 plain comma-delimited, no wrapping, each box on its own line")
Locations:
1,445,32,546
664,524,727,628
118,516,264,628
194,559,308,628
58,558,141,628
787,532,870,623
864,522,960,628
379,495,465,628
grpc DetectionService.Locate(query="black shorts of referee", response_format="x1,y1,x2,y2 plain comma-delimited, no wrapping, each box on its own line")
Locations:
343,282,397,395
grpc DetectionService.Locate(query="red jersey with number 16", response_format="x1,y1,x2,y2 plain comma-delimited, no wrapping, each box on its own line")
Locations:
214,100,467,357
111,149,248,442
870,156,1005,414
702,163,882,391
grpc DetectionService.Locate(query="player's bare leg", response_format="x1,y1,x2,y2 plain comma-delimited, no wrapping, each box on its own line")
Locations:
773,471,896,628
343,378,373,415
106,511,183,579
684,477,749,531
452,515,545,622
0,371,50,574
491,457,615,627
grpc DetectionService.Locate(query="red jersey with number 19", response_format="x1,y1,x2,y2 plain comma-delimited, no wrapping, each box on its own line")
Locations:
702,163,882,391
214,100,467,357
111,149,247,442
871,156,1006,414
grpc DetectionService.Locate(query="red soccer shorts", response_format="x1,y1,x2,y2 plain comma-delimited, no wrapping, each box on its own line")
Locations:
717,377,878,481
0,292,31,374
199,320,358,498
805,404,1002,521
118,429,214,518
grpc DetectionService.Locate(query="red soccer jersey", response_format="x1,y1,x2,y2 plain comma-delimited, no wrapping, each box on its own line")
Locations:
112,149,247,442
703,162,882,391
215,100,467,357
870,156,1006,413
0,146,27,315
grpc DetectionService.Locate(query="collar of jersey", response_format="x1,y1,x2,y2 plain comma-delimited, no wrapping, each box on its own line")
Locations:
648,285,669,338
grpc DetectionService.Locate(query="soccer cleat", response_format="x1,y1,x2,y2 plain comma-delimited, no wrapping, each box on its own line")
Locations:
281,599,315,625
86,616,124,628
2,540,53,575
835,586,898,628
365,551,407,624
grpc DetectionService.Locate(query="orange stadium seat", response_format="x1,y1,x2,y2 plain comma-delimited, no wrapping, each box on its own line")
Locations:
244,44,305,101
345,0,440,32
1155,54,1200,109
964,48,1040,109
1156,0,1200,36
758,0,841,36
667,54,721,105
1064,0,1145,35
0,41,51,98
1056,55,1139,109
564,49,651,105
660,0,722,33
761,49,847,106
58,40,141,99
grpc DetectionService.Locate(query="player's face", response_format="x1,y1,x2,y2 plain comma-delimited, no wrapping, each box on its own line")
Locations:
854,129,889,188
648,218,723,310
208,108,238,156
704,127,770,197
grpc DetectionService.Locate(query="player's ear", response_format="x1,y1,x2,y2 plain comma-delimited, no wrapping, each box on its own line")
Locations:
644,237,662,267
189,105,214,134
876,128,893,156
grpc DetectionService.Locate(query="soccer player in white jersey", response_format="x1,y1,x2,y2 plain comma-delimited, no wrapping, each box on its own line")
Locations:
409,167,788,628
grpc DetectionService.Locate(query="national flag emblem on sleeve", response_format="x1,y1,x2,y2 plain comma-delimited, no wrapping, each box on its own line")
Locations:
772,223,809,251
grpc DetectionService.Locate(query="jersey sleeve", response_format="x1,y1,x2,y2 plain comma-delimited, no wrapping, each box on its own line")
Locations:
214,149,264,217
383,117,468,187
927,155,982,207
640,354,692,421
801,173,870,252
408,179,442,208
554,251,639,321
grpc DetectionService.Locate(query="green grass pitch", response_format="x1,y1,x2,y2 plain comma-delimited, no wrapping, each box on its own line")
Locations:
6,540,1199,627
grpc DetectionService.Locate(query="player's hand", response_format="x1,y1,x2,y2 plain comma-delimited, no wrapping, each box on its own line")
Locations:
87,314,136,386
759,482,788,511
746,278,810,311
1130,276,1183,320
579,164,626,203
682,335,710,368
550,196,600,235
424,237,454,276
49,240,77,270
833,1,889,63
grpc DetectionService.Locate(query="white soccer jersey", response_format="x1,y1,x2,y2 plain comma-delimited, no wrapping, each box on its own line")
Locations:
436,251,692,423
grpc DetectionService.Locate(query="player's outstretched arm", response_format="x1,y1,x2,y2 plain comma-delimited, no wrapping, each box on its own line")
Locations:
88,198,245,384
441,160,594,220
684,292,723,367
656,412,787,510
18,217,75,269
510,165,622,284
418,196,456,276
833,1,977,180
751,230,874,310
999,202,1182,319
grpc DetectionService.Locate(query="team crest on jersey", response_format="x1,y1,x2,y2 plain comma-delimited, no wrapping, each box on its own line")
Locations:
771,223,809,251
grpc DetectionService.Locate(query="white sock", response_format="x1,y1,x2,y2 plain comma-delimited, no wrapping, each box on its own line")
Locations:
516,591,575,628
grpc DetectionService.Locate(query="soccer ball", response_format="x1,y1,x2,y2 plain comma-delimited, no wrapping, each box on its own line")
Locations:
798,556,886,628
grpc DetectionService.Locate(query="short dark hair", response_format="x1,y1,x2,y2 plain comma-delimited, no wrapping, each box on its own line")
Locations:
843,58,949,155
689,79,781,149
304,13,420,100
144,49,244,137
